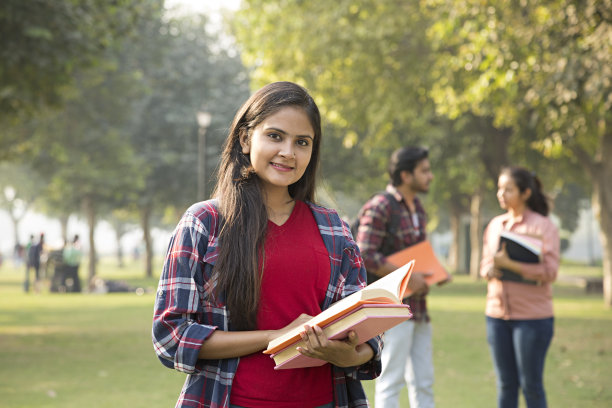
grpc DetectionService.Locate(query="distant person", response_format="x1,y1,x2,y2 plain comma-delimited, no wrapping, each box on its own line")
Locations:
152,82,382,408
132,245,140,261
25,233,44,293
480,166,560,408
355,146,436,408
62,234,83,292
24,235,35,292
13,242,24,267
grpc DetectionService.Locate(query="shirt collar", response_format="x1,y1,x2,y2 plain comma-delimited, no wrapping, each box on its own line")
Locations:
500,208,532,227
385,184,404,203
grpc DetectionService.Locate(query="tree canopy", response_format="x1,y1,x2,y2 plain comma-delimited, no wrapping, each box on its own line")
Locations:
0,0,160,122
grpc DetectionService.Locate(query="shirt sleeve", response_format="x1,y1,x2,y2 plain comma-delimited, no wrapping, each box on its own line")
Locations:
480,222,495,279
520,219,560,283
152,210,218,374
339,226,382,379
356,199,390,273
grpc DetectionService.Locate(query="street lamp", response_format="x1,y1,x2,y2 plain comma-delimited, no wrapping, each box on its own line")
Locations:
197,110,212,201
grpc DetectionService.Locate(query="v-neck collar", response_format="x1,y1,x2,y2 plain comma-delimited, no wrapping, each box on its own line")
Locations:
268,200,299,228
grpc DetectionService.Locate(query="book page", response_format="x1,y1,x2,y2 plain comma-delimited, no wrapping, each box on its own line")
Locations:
366,260,414,300
500,230,542,255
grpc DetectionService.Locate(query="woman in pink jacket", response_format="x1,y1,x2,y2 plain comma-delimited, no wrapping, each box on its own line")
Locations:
480,166,560,408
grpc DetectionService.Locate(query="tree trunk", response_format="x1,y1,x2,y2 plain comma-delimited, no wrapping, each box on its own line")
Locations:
448,203,463,273
83,195,97,287
593,131,612,307
9,212,21,249
469,189,484,280
595,191,612,308
141,205,153,278
577,130,612,307
115,228,125,268
58,214,69,245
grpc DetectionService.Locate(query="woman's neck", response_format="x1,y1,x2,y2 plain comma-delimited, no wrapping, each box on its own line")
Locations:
263,188,295,225
508,205,527,220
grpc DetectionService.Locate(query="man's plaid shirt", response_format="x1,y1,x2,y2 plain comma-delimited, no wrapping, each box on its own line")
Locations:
355,185,430,322
152,199,382,408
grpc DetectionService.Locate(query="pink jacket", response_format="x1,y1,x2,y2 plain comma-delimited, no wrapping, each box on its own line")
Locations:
480,209,560,320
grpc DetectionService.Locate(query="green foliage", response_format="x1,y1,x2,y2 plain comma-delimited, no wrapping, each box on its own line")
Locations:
125,12,250,219
234,0,439,188
0,0,162,124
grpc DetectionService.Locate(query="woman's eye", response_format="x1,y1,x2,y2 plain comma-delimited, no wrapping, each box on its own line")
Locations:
268,132,281,140
297,138,310,147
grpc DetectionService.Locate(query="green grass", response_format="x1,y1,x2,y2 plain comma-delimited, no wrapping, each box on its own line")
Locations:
1,259,610,407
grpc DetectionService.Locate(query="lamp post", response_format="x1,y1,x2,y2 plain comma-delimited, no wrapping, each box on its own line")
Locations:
197,110,212,201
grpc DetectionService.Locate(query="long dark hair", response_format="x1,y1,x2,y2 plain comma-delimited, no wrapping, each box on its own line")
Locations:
500,166,549,216
212,81,322,330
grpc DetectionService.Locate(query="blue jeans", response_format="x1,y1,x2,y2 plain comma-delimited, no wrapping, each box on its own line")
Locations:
486,316,554,408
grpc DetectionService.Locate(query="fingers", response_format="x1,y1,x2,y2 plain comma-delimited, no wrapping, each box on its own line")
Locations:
297,325,322,354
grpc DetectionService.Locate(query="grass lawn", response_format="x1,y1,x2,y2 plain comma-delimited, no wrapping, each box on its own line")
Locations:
0,258,610,407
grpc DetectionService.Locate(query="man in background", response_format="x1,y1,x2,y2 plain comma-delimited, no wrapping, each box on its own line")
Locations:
355,146,435,408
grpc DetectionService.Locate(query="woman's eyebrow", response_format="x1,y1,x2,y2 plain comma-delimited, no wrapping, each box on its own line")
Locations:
266,126,314,139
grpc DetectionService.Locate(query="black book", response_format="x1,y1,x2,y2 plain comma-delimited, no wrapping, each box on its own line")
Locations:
498,231,542,286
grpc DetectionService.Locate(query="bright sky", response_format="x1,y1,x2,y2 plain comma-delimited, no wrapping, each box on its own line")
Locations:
164,0,242,14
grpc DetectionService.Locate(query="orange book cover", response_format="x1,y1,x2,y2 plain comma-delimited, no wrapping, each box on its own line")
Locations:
269,304,412,370
386,240,449,297
264,261,415,360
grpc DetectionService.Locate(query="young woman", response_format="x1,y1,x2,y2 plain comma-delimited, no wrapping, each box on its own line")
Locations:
480,166,560,408
152,82,382,408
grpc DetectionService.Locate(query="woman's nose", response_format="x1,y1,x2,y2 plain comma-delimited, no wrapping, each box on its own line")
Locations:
279,144,295,158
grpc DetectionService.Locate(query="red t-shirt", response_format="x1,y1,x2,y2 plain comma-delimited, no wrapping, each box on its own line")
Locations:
231,201,333,407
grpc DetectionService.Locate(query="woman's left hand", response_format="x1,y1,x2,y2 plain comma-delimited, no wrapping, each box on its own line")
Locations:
296,325,373,368
493,242,511,269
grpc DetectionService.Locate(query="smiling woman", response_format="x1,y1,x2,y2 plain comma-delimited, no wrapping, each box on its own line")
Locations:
152,81,382,408
240,106,315,217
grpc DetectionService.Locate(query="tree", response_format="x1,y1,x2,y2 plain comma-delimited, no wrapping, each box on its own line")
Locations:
232,0,512,273
423,0,612,305
0,0,158,125
0,163,44,247
526,1,612,306
25,57,146,285
122,12,250,277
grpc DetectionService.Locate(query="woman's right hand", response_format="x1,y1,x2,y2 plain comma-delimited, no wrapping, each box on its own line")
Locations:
268,313,313,343
484,265,501,280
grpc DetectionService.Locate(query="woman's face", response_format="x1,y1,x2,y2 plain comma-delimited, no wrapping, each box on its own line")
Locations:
497,173,530,212
242,106,314,195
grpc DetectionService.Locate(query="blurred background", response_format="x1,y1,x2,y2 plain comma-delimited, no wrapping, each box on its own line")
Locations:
0,1,611,406
1,0,610,297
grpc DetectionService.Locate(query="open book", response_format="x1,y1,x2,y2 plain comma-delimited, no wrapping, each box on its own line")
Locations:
264,261,415,370
498,231,542,285
385,240,450,296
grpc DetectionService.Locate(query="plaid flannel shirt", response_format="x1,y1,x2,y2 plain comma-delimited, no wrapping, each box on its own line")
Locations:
152,199,382,408
355,185,429,322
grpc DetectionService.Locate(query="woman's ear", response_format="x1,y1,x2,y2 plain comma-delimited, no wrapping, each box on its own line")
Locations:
239,129,250,154
522,188,532,202
241,141,250,154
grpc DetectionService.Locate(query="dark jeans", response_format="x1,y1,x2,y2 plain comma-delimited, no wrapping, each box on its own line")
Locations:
24,264,40,292
486,316,554,408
